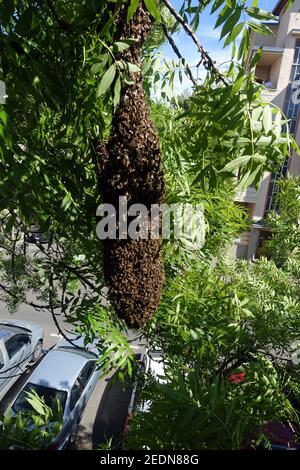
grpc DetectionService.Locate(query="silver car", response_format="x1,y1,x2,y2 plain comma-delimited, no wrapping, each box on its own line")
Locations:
10,336,101,449
0,320,44,399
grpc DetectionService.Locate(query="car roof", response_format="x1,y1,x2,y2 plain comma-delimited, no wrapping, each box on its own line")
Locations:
0,325,25,341
0,319,41,334
25,349,93,392
55,336,99,358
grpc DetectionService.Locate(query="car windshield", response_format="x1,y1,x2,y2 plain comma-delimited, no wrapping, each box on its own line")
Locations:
12,383,67,414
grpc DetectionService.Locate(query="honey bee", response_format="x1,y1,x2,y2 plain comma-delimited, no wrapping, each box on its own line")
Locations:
93,3,164,329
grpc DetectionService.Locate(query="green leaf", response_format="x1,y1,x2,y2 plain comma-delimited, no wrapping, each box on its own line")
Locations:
248,21,273,35
91,56,108,75
245,7,276,21
61,192,72,211
96,64,116,97
144,0,161,22
252,153,267,163
0,109,8,126
263,105,272,133
211,0,225,14
25,392,46,416
220,9,242,40
237,164,262,191
214,5,232,29
113,41,132,52
221,155,252,172
249,48,263,69
252,106,263,121
237,28,250,61
126,62,140,73
231,74,244,94
113,76,121,109
224,22,244,46
127,0,139,21
274,111,282,139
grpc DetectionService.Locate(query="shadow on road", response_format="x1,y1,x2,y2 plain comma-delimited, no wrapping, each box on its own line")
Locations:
75,372,133,450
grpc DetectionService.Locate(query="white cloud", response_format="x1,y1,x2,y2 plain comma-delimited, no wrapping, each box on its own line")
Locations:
198,26,222,40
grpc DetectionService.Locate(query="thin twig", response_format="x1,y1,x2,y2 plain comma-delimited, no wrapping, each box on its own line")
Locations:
49,268,79,348
0,281,62,310
161,0,229,86
61,269,71,314
36,241,99,293
161,22,197,86
11,229,19,286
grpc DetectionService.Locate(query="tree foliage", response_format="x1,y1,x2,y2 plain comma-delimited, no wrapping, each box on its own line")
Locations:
0,0,299,450
0,390,63,449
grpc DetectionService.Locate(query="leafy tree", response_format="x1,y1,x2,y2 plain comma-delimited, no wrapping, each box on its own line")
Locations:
125,254,300,449
0,390,63,449
0,0,299,450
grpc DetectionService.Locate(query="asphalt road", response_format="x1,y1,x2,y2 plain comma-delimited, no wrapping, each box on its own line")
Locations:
0,301,145,449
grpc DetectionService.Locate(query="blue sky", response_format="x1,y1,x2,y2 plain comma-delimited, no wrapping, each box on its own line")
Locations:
163,0,279,92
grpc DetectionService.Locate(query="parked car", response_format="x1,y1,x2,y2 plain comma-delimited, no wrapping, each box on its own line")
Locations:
24,225,49,244
0,320,44,399
260,421,300,450
10,336,101,449
123,348,164,436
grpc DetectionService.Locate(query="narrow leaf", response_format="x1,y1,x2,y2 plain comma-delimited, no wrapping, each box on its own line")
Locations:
97,64,116,97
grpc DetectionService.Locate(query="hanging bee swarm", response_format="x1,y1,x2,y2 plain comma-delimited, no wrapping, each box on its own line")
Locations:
94,2,164,328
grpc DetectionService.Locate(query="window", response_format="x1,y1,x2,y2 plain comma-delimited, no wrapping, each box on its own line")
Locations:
69,378,83,410
0,348,4,370
13,383,67,413
265,157,289,214
283,39,300,134
69,361,96,410
78,361,96,384
5,334,30,359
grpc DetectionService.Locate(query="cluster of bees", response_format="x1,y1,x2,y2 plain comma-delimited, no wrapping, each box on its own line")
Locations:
94,3,165,328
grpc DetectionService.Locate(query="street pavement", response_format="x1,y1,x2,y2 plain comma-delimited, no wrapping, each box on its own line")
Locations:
0,300,145,449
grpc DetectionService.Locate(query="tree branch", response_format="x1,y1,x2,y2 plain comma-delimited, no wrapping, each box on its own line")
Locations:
0,281,63,310
49,268,79,347
161,0,229,86
161,22,197,86
35,241,100,293
46,0,71,31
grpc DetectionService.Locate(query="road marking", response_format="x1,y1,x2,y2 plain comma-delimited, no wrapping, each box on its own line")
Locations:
50,333,63,338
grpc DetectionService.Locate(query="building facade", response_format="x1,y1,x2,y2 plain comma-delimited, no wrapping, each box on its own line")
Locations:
232,0,300,259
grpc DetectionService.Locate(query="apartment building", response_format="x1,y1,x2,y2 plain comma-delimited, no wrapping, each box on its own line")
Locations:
232,0,300,259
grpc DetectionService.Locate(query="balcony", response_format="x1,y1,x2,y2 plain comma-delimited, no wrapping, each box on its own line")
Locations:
234,186,257,204
260,87,278,102
252,45,284,66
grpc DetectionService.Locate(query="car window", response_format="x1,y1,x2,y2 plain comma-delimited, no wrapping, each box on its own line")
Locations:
0,348,4,370
69,378,83,410
69,361,96,410
5,334,30,359
13,383,67,414
78,361,96,384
